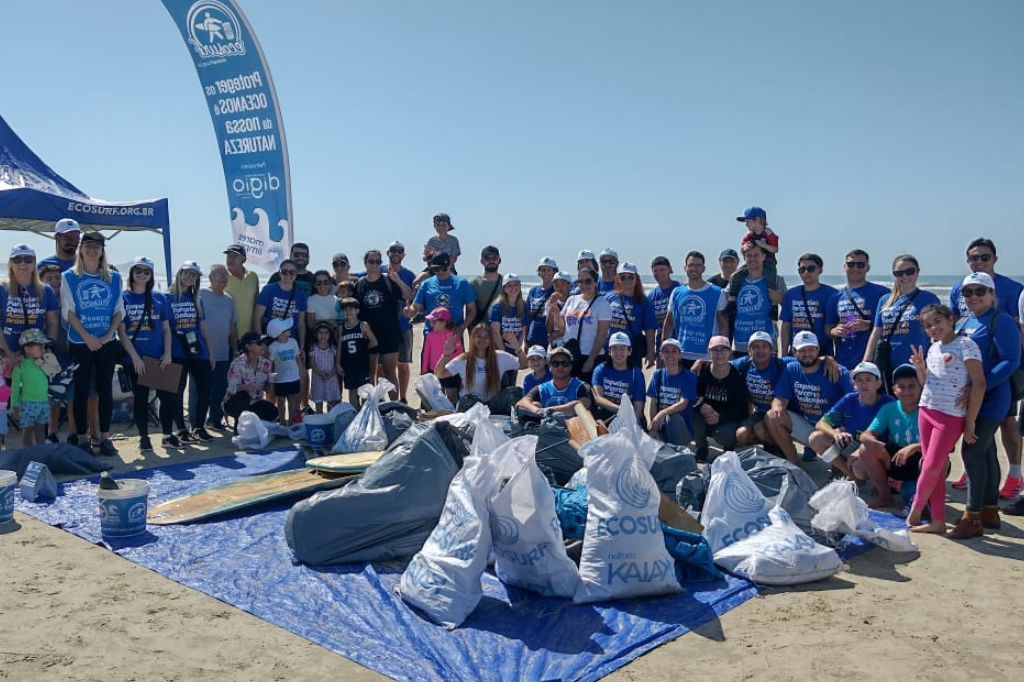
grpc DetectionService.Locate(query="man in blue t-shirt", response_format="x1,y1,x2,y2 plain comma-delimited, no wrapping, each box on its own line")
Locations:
767,331,853,466
732,331,790,448
37,218,81,273
407,252,476,339
516,346,592,416
648,255,680,355
825,249,891,370
780,253,837,357
732,243,785,353
382,240,416,402
662,251,726,366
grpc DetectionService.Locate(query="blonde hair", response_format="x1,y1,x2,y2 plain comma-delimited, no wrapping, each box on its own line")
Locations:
171,267,203,316
73,242,112,283
499,280,524,319
5,261,44,298
459,322,501,396
883,254,920,309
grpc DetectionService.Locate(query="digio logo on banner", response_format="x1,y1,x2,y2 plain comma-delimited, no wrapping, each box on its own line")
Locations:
187,0,246,60
231,173,280,200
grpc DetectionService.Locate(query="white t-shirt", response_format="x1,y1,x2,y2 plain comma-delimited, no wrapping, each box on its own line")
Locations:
561,295,613,357
269,338,302,384
307,294,338,322
920,336,982,417
445,351,519,400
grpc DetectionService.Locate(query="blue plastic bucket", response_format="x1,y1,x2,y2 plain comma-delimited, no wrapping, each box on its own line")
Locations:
98,479,150,538
304,414,335,448
0,470,16,525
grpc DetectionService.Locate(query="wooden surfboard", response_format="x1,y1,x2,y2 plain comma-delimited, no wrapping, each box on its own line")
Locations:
304,450,387,473
147,469,357,525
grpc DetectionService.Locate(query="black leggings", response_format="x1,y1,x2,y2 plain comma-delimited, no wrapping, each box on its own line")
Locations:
175,358,212,430
71,340,119,435
961,416,1001,512
123,362,178,437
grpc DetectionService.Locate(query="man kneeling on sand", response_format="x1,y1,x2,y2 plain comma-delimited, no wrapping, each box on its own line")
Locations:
852,364,936,510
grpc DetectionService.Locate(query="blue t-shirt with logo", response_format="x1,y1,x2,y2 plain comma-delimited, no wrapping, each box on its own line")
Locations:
822,392,895,438
122,290,172,360
668,283,724,359
61,269,124,344
0,283,59,351
731,355,794,416
382,265,415,332
414,275,476,334
649,281,680,346
489,302,529,353
775,361,854,421
781,283,838,354
872,289,940,369
826,282,891,369
604,293,657,351
524,284,554,347
168,292,209,360
257,282,308,331
593,363,647,403
733,277,774,351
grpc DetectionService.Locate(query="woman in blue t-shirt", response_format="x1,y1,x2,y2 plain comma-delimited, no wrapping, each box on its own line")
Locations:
118,256,180,452
0,244,60,360
646,338,697,446
60,232,124,456
591,332,646,423
168,261,215,444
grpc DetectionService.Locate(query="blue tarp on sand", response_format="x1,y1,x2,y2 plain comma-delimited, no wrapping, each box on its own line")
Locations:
14,449,895,682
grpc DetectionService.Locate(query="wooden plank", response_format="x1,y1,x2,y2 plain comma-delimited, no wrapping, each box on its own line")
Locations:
573,404,599,441
304,450,387,473
147,469,356,525
658,492,704,533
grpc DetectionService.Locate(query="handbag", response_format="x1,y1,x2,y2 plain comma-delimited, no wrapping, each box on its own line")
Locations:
113,365,133,399
874,291,918,389
563,296,598,362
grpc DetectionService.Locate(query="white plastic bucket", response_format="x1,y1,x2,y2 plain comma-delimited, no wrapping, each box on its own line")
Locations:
98,479,150,538
303,414,335,448
0,470,16,525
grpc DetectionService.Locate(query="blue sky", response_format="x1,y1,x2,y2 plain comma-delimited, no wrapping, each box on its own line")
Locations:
3,0,1022,280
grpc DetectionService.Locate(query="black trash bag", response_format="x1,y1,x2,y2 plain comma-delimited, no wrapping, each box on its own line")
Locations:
0,443,113,477
675,465,711,514
379,402,417,446
533,412,583,486
649,443,698,494
286,421,469,565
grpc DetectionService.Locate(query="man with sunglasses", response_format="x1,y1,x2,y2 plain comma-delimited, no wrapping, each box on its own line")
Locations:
948,238,1024,499
38,218,81,273
382,241,416,402
780,253,837,357
469,245,503,327
825,250,890,370
515,346,592,417
407,252,476,341
597,248,620,294
268,242,315,297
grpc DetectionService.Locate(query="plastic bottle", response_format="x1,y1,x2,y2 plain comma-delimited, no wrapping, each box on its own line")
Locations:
98,471,120,491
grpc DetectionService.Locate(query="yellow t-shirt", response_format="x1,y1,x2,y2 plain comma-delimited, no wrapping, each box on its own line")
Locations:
225,269,259,336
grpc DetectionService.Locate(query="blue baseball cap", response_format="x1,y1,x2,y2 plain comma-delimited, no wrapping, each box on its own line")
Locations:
736,206,767,222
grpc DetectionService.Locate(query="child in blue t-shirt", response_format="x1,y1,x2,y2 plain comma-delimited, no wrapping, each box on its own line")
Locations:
646,338,697,446
810,361,893,479
591,332,646,422
522,345,552,395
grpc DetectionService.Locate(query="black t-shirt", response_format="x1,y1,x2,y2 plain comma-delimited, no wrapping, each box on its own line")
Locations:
354,276,402,338
696,364,750,423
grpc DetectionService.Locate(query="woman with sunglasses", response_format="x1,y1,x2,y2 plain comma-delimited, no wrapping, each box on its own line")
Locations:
255,259,308,350
168,261,216,443
863,254,939,392
946,272,1021,538
224,332,279,425
0,244,60,360
60,232,124,456
117,257,179,452
435,322,526,414
605,262,657,368
554,267,612,382
355,249,412,400
306,269,340,334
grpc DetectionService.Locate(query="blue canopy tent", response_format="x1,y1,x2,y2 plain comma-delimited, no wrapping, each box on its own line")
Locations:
0,113,171,283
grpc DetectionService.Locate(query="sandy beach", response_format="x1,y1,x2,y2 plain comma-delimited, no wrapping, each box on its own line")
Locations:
3,335,1023,682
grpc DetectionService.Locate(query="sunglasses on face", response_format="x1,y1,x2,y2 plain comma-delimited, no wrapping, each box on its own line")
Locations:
11,256,35,264
968,253,994,263
280,270,297,276
389,249,405,255
365,259,382,265
315,280,332,286
333,261,348,267
892,267,917,277
961,286,991,298
797,265,818,274
549,359,572,368
134,269,153,277
618,274,636,280
845,261,867,269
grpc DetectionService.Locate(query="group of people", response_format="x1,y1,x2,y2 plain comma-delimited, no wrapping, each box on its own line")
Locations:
2,208,1022,538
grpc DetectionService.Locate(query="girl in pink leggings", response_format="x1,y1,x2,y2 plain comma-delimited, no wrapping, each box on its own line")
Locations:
907,304,985,533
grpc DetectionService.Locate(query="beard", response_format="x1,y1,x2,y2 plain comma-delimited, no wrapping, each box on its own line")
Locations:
484,263,499,273
798,355,819,368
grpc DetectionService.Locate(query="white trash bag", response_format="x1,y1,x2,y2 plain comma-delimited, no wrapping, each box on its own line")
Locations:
466,403,508,457
231,411,273,450
810,480,918,553
332,380,394,453
701,451,774,555
606,394,661,470
573,429,681,603
416,373,455,411
713,505,844,585
400,454,493,629
486,436,580,598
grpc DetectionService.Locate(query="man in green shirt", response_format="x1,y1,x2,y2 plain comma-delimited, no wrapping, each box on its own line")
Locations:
224,244,259,336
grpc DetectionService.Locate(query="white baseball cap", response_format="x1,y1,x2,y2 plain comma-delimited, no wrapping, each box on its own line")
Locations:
267,317,294,338
527,345,547,359
577,249,596,261
537,256,558,270
608,331,632,348
600,248,619,260
961,272,994,290
659,338,682,351
616,262,639,276
852,361,882,381
553,271,572,283
747,331,773,348
504,273,521,284
387,240,405,250
178,260,202,274
131,256,155,270
792,331,820,350
9,243,35,259
55,218,81,234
